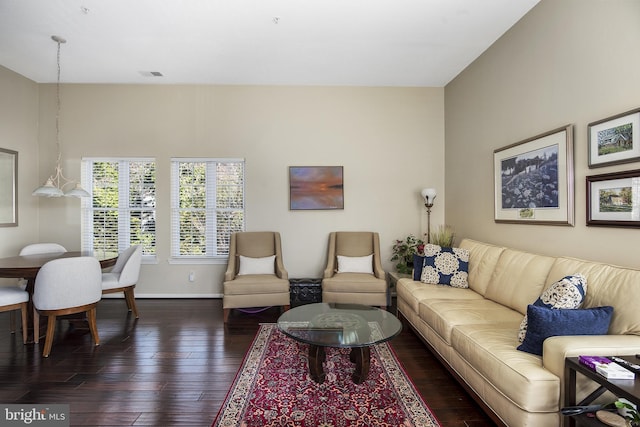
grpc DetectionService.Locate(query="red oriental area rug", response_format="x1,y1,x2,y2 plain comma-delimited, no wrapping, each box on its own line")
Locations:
212,324,440,427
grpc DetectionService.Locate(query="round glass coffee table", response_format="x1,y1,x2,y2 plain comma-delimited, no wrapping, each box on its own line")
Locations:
277,303,402,384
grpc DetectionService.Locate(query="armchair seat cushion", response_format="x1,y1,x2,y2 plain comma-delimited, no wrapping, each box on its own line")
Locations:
223,275,289,296
322,273,386,293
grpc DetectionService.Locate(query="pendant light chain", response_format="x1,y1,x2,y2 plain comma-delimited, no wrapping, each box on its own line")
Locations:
55,37,62,167
31,35,90,198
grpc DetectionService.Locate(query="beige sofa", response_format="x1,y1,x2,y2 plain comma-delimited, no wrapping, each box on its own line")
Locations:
396,238,640,427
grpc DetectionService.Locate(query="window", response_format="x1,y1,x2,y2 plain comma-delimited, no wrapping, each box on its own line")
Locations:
170,158,244,262
81,158,156,262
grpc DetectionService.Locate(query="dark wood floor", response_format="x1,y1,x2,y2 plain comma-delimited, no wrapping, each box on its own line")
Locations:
0,299,496,427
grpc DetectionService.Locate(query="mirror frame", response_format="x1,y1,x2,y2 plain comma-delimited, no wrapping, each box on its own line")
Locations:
0,147,18,227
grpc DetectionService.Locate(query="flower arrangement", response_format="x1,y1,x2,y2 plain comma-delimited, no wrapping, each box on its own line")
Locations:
391,234,424,274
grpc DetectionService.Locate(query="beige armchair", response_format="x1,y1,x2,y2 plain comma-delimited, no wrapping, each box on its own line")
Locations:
223,232,290,323
321,231,387,308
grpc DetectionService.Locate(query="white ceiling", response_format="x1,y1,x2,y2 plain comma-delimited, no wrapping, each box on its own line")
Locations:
0,0,540,87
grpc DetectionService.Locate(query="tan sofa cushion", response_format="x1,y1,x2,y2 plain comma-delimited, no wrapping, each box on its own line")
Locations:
484,248,556,315
335,231,376,256
451,323,560,413
396,279,483,314
459,239,505,296
419,298,522,345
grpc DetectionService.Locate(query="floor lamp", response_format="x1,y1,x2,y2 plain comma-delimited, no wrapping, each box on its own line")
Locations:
421,188,437,243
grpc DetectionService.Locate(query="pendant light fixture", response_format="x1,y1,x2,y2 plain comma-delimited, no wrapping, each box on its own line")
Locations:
32,35,90,198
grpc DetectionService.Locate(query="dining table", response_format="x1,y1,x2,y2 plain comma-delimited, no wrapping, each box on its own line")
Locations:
0,250,119,342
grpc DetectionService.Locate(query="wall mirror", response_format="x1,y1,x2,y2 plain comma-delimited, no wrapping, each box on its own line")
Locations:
0,147,18,227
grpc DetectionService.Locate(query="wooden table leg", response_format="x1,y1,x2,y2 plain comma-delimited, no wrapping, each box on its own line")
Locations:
351,347,371,384
565,362,577,427
308,344,326,383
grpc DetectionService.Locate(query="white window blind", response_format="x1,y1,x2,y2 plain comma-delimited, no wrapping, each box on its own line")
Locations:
81,158,156,261
170,158,244,260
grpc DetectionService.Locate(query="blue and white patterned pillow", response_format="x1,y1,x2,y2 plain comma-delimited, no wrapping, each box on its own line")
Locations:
420,244,469,288
517,274,587,343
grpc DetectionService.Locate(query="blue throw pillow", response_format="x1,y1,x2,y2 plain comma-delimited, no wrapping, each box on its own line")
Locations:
517,305,614,356
517,274,587,343
413,254,425,281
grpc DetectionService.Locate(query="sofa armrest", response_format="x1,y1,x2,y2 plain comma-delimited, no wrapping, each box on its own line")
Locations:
543,334,640,380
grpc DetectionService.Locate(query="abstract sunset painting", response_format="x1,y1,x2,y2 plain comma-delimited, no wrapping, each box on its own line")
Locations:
289,166,344,210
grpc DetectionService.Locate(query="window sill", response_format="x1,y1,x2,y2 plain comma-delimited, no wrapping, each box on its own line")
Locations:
168,257,228,265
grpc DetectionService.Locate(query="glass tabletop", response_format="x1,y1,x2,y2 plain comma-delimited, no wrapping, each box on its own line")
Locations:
277,303,402,348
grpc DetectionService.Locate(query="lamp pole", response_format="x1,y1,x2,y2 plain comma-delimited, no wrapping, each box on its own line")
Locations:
421,188,437,244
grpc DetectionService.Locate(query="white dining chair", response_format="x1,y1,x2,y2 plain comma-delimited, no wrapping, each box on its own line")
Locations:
19,243,67,256
0,287,29,344
33,257,102,358
102,245,142,319
17,243,67,288
9,243,68,330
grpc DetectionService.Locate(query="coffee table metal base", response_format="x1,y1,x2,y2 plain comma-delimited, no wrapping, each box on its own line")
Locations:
308,345,371,384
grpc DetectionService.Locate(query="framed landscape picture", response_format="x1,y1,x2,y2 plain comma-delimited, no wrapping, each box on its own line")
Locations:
493,125,574,225
586,169,640,227
289,166,344,210
588,108,640,168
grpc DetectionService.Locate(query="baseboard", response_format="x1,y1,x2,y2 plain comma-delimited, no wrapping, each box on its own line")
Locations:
102,293,223,299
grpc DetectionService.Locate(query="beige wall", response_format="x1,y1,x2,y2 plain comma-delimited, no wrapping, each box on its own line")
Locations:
29,84,444,296
445,0,640,268
0,66,40,275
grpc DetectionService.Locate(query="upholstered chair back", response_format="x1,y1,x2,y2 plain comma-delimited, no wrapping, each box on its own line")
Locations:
33,257,102,311
235,232,278,257
109,245,142,286
230,232,282,276
335,232,376,257
19,243,67,256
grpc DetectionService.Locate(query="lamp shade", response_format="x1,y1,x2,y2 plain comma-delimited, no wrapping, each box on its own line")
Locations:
64,184,90,198
32,179,64,197
421,188,437,204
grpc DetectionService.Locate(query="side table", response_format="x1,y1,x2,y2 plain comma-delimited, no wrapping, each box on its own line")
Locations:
386,271,411,306
289,278,322,307
564,356,640,427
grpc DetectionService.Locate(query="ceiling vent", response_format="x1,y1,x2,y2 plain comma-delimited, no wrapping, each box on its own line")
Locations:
140,71,164,77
